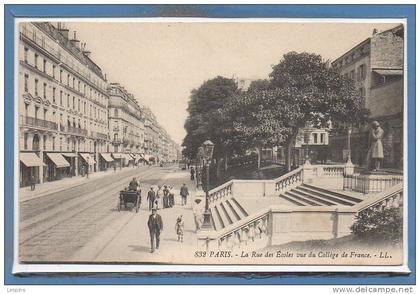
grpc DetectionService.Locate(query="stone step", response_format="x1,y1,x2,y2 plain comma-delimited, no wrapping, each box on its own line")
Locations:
279,194,306,206
225,199,242,221
290,188,336,206
215,203,230,229
296,185,355,206
302,184,363,203
284,191,321,206
210,206,224,230
219,202,234,225
230,197,249,217
286,190,328,206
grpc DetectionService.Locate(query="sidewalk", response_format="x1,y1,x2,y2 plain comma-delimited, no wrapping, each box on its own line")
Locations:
19,166,150,202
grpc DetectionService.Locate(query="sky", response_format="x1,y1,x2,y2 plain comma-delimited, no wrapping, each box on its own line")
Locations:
64,21,400,145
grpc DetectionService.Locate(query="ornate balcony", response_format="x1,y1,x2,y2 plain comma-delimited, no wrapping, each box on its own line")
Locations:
67,125,88,136
20,115,58,130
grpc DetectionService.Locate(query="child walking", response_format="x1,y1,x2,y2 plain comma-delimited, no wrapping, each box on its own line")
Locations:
175,215,184,242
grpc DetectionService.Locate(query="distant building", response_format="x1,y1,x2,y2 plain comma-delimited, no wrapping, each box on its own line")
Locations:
107,82,145,167
18,22,109,187
276,127,330,166
330,24,404,168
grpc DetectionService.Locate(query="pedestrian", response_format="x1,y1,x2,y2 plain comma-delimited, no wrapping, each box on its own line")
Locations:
168,186,175,207
155,185,162,209
175,215,184,242
86,164,89,179
147,207,163,253
163,185,169,208
180,183,189,206
190,167,195,181
80,165,85,177
147,187,156,211
30,174,36,191
113,163,116,172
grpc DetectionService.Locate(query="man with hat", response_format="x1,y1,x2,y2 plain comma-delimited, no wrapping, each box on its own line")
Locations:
147,207,163,253
147,186,156,211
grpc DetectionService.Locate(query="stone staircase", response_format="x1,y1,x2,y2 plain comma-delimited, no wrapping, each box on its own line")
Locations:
280,184,363,206
209,197,249,231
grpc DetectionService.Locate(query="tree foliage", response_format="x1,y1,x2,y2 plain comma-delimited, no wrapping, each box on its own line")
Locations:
351,208,403,245
183,52,368,173
182,76,239,160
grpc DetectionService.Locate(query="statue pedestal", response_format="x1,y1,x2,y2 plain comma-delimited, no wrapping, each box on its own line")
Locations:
346,169,403,194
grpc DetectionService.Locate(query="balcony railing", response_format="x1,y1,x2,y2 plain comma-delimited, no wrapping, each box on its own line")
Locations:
20,115,58,130
67,125,88,136
91,131,108,140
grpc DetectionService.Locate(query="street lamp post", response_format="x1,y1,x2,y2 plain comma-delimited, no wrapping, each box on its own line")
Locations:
346,126,352,163
86,156,90,179
201,140,214,230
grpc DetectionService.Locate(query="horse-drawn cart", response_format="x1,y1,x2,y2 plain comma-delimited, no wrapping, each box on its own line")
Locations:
118,189,141,212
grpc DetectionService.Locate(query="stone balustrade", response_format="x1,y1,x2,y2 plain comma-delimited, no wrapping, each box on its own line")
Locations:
208,181,233,204
275,167,303,193
198,183,404,251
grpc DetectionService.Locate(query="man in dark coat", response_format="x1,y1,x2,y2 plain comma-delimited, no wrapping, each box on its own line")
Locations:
147,208,163,253
147,187,156,211
180,183,189,206
128,177,139,191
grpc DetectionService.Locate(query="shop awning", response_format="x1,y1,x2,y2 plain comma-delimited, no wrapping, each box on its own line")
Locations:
139,154,149,162
373,69,403,76
100,153,114,162
123,153,134,161
112,153,124,159
62,152,78,157
79,153,96,165
46,153,70,168
20,152,46,167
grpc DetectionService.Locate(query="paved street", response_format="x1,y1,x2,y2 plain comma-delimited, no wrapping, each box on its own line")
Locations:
19,166,197,263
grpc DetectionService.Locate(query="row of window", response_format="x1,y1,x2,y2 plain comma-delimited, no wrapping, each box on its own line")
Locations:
23,132,103,153
23,46,107,106
343,64,367,82
23,104,108,134
24,74,108,123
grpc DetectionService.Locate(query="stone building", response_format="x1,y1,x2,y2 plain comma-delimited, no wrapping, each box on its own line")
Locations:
107,82,145,167
276,128,330,166
18,22,109,187
330,24,404,168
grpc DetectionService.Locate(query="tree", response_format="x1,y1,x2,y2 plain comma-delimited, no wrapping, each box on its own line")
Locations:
182,76,239,167
223,88,300,169
267,52,368,171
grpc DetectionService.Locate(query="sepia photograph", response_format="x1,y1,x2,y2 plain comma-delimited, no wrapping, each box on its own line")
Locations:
13,18,407,272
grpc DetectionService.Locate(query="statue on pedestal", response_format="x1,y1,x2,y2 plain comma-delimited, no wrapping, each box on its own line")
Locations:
367,121,384,171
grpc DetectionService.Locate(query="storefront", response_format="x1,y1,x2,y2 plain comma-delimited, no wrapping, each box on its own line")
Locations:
19,152,45,187
45,153,71,181
112,153,124,169
79,153,96,175
99,153,114,171
62,153,78,177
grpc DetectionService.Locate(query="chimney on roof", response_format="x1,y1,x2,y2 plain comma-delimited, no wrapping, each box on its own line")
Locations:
81,42,91,57
57,22,69,39
373,28,379,35
70,31,80,49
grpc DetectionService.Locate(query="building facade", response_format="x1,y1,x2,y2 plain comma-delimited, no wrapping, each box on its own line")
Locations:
19,22,109,187
107,82,146,167
18,22,180,188
330,24,404,168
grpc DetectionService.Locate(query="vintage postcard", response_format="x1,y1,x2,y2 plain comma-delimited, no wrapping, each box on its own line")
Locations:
12,17,409,274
